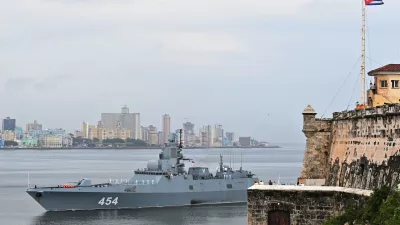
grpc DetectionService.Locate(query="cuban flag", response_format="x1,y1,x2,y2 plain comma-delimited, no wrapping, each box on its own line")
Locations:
365,0,384,5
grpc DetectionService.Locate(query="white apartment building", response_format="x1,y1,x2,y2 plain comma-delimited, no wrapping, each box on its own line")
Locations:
1,130,16,141
101,106,140,139
39,134,64,148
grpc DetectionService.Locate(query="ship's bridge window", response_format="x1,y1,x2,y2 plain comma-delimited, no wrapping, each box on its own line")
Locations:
392,80,399,88
381,80,388,88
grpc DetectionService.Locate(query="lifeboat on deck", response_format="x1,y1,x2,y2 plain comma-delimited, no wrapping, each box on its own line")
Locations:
62,184,75,188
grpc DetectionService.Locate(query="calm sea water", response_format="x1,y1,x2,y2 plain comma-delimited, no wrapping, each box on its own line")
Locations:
0,144,304,225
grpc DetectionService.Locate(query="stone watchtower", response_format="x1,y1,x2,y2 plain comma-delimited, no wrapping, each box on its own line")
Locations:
298,105,332,185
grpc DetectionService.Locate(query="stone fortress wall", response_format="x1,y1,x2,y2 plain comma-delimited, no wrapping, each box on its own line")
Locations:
299,103,400,190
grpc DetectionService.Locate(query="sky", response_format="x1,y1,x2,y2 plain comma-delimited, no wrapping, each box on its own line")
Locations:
1,0,400,143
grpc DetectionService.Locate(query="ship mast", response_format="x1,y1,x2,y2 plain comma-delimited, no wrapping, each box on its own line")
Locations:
360,0,366,106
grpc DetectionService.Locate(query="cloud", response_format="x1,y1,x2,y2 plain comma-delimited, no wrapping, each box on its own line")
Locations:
4,77,36,92
160,32,248,53
0,0,399,142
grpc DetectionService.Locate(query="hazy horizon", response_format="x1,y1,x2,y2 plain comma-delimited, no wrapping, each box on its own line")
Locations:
1,0,399,143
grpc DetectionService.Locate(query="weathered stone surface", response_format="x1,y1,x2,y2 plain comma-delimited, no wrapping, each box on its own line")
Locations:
247,186,371,225
300,105,332,180
300,104,400,189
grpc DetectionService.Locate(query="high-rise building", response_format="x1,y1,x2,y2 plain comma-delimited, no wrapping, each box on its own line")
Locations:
213,123,223,147
199,125,212,148
183,122,195,147
141,126,149,143
148,125,158,145
26,120,42,131
239,137,251,147
157,131,163,146
101,105,140,139
82,121,89,138
226,132,235,143
1,130,16,141
88,123,131,140
2,117,16,131
162,114,171,144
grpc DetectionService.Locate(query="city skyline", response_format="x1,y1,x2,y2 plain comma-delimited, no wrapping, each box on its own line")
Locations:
0,111,267,148
0,107,277,143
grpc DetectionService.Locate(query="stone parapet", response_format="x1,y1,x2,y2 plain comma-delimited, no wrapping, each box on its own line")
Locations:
247,185,371,225
332,103,400,120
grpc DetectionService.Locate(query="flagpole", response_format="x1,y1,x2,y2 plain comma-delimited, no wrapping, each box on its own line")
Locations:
360,0,366,106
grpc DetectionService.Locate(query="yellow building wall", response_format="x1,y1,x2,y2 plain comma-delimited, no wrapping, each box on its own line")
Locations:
368,74,400,107
88,126,130,140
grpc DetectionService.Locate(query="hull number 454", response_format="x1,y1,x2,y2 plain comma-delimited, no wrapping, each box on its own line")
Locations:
98,197,118,205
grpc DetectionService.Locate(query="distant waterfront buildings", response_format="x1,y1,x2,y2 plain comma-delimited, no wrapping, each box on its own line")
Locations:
148,125,158,145
157,131,163,146
26,120,42,131
1,130,16,141
82,122,89,138
141,126,149,143
101,105,141,139
74,130,84,138
239,137,251,147
226,132,235,143
183,122,196,147
26,129,66,138
15,127,24,140
199,125,212,148
2,117,16,131
39,134,72,148
0,111,268,148
213,123,223,147
88,121,131,140
21,137,38,147
162,114,171,144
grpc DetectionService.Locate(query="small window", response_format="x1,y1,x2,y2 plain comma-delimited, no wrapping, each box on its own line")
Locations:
392,80,399,88
381,80,388,88
227,184,232,189
189,185,193,190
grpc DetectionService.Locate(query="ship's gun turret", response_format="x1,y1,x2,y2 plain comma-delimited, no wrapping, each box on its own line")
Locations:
77,178,92,186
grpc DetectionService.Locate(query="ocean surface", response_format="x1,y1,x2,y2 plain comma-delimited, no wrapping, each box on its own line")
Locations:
0,143,305,225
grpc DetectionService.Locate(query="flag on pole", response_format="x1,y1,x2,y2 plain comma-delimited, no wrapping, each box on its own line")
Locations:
365,0,384,6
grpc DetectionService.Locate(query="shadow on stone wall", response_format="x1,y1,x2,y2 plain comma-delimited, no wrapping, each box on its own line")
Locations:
327,155,400,189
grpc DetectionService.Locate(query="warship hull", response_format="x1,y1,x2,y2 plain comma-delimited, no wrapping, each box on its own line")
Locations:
27,189,248,211
26,131,258,211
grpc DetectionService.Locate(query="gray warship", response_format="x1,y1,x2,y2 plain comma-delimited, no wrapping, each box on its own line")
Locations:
26,130,258,211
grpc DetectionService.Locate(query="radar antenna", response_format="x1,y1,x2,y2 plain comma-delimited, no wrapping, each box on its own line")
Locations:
240,149,243,172
219,154,223,172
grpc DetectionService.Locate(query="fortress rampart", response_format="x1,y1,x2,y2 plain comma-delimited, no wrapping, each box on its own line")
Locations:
299,103,400,189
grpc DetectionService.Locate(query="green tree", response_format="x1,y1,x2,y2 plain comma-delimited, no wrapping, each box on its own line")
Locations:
4,140,18,146
323,185,399,225
102,138,125,144
126,138,147,146
360,185,392,224
374,190,400,225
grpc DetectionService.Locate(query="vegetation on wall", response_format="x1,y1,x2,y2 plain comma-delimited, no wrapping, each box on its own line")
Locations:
72,136,148,147
324,185,400,225
4,140,18,146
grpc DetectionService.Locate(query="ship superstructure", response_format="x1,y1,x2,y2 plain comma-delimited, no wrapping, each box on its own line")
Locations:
26,129,258,211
